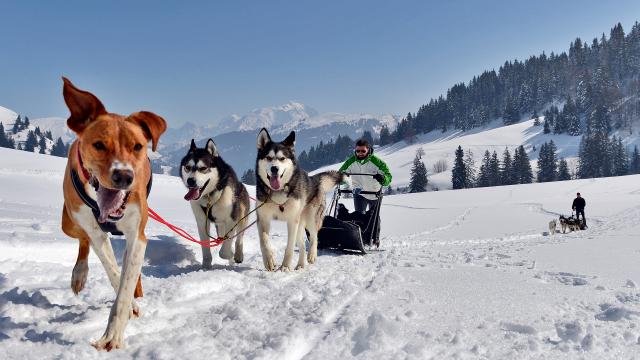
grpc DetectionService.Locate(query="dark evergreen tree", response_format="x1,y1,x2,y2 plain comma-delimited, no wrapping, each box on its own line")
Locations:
476,150,492,187
34,126,42,137
361,130,374,146
241,168,256,185
488,150,500,186
0,122,13,148
502,97,520,125
536,140,558,182
629,145,640,174
38,136,47,154
464,149,476,188
23,116,30,129
379,126,392,146
557,158,571,180
565,97,581,136
543,118,551,134
12,115,22,134
409,152,428,193
500,148,514,185
611,136,629,176
532,109,540,126
451,146,466,190
513,145,533,184
24,130,37,152
44,130,53,140
50,137,68,157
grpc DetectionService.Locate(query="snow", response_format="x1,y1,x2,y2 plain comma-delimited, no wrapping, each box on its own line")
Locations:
1,146,640,359
0,106,18,125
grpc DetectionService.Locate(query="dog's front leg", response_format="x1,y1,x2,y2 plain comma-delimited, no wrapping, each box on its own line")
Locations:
191,202,213,269
218,223,235,265
280,217,300,272
295,222,306,270
257,215,276,271
93,229,147,351
306,220,319,265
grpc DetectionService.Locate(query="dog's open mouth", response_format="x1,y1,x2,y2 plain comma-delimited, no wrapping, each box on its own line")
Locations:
94,180,128,223
184,180,209,201
267,171,284,191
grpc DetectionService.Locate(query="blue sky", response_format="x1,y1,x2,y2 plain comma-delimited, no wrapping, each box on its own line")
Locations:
1,0,639,127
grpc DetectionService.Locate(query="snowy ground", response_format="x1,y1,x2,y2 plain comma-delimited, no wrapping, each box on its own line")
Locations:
1,147,640,359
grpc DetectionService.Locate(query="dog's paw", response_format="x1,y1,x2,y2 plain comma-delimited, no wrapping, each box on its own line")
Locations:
92,332,124,351
130,301,141,318
263,254,276,271
295,263,304,270
219,247,233,260
278,265,292,272
71,260,88,294
234,251,244,264
307,251,317,265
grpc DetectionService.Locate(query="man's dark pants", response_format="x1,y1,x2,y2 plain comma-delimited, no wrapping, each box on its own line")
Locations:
575,208,586,226
354,193,381,244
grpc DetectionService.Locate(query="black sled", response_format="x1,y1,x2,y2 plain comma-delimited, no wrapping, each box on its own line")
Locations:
318,187,383,254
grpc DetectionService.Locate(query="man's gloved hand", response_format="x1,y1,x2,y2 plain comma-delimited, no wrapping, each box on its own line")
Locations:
353,188,362,196
373,173,385,185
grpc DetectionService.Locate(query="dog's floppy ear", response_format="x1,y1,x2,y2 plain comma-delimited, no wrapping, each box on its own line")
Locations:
257,128,271,150
190,139,197,152
281,131,295,147
206,138,218,157
62,77,107,134
127,111,167,152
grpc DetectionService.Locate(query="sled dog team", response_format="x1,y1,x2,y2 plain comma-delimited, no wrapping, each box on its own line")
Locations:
59,78,347,349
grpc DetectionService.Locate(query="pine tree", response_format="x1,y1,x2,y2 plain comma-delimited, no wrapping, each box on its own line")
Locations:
51,137,68,157
500,148,514,185
23,116,30,129
557,158,571,180
536,140,558,182
12,115,22,134
0,122,12,148
451,146,466,189
513,145,533,184
463,149,476,188
361,130,374,146
489,151,500,186
44,130,53,140
24,130,37,152
543,118,551,134
409,151,428,193
38,136,47,154
241,168,256,185
532,110,540,126
477,150,492,187
502,97,520,125
611,136,629,176
565,97,581,136
629,145,640,174
34,126,42,137
379,126,392,146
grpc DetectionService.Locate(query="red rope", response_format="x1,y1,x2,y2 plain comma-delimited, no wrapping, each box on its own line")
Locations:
147,208,224,248
147,194,259,248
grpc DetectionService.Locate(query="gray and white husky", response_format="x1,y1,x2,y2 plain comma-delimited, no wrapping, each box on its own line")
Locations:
180,139,250,268
255,128,345,271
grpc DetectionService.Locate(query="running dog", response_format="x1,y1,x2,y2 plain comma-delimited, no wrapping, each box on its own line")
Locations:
559,215,580,233
255,128,345,271
548,219,557,236
60,77,167,350
180,139,250,268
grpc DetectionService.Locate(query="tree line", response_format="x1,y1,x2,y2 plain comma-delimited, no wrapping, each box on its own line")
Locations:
0,115,69,157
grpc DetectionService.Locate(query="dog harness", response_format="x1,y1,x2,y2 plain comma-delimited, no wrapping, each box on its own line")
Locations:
70,144,152,235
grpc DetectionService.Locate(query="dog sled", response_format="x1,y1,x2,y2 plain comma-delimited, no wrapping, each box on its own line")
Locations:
317,185,383,255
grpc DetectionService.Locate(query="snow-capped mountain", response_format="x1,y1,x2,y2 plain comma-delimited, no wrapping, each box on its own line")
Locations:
215,102,319,133
0,105,18,125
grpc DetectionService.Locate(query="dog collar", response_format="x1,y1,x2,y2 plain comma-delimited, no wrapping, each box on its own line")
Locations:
76,143,92,181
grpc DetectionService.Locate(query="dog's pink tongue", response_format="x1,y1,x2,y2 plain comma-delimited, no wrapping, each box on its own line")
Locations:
184,187,200,201
270,176,281,190
96,186,125,223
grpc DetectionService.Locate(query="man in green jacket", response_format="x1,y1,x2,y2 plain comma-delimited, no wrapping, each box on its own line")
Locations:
338,138,392,214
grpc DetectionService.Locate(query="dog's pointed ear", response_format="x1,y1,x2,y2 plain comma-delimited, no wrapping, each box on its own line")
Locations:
126,111,167,152
257,128,271,150
282,131,295,147
189,139,197,152
206,138,218,157
62,77,107,134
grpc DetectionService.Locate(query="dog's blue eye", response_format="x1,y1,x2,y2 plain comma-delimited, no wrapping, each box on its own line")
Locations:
134,143,143,151
93,141,106,151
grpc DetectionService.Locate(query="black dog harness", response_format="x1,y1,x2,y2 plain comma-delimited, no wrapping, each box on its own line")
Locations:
70,145,152,235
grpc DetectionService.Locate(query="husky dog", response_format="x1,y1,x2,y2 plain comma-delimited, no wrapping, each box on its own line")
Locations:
559,215,569,233
548,219,557,236
180,139,250,268
255,128,345,271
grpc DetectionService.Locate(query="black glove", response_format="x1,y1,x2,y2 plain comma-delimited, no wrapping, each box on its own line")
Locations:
373,173,385,185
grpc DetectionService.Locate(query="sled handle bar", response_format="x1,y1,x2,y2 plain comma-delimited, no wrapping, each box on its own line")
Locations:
343,172,379,177
338,189,381,195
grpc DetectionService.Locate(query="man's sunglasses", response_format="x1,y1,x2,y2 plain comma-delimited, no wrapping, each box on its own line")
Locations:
355,149,368,154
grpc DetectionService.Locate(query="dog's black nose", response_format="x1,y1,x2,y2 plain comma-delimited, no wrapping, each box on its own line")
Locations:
111,169,134,189
270,166,279,174
186,178,196,187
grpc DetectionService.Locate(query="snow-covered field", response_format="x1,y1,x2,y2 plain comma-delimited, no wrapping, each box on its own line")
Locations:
1,147,640,359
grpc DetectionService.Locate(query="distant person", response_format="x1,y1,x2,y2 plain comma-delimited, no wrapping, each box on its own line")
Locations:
572,192,586,227
339,139,392,214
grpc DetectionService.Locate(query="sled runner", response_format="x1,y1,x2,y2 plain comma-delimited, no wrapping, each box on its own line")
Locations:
318,186,383,254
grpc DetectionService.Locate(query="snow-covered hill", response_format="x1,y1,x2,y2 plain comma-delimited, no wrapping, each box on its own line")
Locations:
1,147,640,358
318,116,640,191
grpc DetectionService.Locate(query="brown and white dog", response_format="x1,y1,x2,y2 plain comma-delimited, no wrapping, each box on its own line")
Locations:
60,78,166,350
